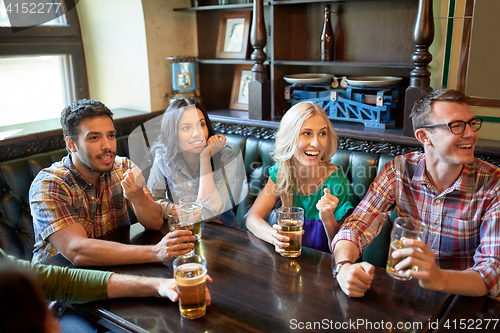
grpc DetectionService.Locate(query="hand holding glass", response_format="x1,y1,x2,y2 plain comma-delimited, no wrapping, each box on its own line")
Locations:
173,254,208,319
168,210,195,258
179,195,203,241
277,207,304,258
386,217,427,280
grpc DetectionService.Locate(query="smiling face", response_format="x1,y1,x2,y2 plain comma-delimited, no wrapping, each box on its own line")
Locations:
292,114,329,168
420,101,478,167
177,107,209,155
66,115,117,182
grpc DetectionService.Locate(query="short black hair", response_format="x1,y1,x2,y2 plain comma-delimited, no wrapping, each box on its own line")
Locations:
61,99,114,143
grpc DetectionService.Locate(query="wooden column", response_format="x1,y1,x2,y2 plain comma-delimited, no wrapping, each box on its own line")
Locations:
403,0,434,136
248,0,270,120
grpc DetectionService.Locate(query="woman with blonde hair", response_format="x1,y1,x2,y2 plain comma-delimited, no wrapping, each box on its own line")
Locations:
247,101,354,253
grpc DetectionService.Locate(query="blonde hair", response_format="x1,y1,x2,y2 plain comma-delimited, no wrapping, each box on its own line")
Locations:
273,101,337,207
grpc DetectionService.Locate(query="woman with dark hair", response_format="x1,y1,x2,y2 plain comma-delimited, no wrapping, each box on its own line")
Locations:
147,98,242,227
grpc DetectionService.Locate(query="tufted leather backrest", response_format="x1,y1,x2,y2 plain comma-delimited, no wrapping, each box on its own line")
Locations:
0,149,68,260
0,136,131,260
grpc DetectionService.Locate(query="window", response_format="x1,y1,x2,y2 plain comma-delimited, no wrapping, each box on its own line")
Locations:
0,0,87,128
0,55,71,126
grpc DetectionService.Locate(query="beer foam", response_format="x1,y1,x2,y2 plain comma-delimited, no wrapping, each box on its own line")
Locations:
179,221,194,229
180,203,202,213
279,219,302,226
176,263,207,286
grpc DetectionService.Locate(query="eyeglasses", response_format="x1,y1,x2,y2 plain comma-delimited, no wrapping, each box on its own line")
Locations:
420,118,483,135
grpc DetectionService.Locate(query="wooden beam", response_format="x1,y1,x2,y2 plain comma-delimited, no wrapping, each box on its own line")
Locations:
248,0,271,120
403,0,434,137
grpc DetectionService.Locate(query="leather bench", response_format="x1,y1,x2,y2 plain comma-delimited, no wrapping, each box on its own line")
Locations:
1,133,396,267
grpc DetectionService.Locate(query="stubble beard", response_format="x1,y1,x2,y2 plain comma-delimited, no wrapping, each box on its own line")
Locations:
79,150,116,174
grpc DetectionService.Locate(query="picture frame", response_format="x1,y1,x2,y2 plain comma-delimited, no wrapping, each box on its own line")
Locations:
230,64,253,110
216,11,251,59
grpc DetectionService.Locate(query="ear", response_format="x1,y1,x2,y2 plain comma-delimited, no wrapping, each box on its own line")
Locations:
415,128,432,146
65,136,77,153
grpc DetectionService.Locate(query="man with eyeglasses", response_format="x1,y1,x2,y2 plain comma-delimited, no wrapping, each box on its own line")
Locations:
331,89,500,299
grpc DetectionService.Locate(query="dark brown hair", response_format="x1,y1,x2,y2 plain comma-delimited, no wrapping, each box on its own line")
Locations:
0,259,48,333
151,98,219,170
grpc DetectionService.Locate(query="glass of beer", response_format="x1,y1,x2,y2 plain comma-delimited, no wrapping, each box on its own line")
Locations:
277,207,304,258
386,217,427,280
173,254,208,320
168,210,195,258
179,196,203,241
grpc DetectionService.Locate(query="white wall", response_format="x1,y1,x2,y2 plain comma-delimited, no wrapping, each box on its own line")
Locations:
76,0,151,111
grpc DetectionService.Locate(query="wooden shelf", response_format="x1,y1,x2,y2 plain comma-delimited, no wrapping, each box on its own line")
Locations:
271,0,380,5
177,0,422,139
174,0,383,11
273,60,414,69
198,59,269,65
174,4,254,11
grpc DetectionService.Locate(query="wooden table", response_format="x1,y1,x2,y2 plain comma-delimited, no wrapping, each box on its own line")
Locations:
44,223,453,333
432,294,500,332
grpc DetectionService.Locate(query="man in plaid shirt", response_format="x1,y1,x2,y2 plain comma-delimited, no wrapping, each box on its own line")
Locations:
332,89,500,299
30,100,196,265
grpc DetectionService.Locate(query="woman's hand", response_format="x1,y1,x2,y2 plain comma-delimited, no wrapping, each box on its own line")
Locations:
271,224,305,254
316,188,339,222
271,224,288,254
317,188,340,249
201,134,226,158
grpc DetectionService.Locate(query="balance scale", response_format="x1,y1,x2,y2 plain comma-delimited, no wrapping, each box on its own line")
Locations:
284,75,401,129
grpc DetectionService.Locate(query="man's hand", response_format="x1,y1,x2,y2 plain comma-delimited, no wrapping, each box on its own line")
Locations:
121,168,146,202
392,238,444,290
336,262,375,297
151,230,196,262
166,275,213,305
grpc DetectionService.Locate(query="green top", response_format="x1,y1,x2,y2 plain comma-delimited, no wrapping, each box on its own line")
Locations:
269,163,355,252
269,163,354,221
0,249,111,303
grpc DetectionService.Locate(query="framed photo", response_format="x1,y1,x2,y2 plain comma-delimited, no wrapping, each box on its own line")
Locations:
230,64,253,110
216,11,251,59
